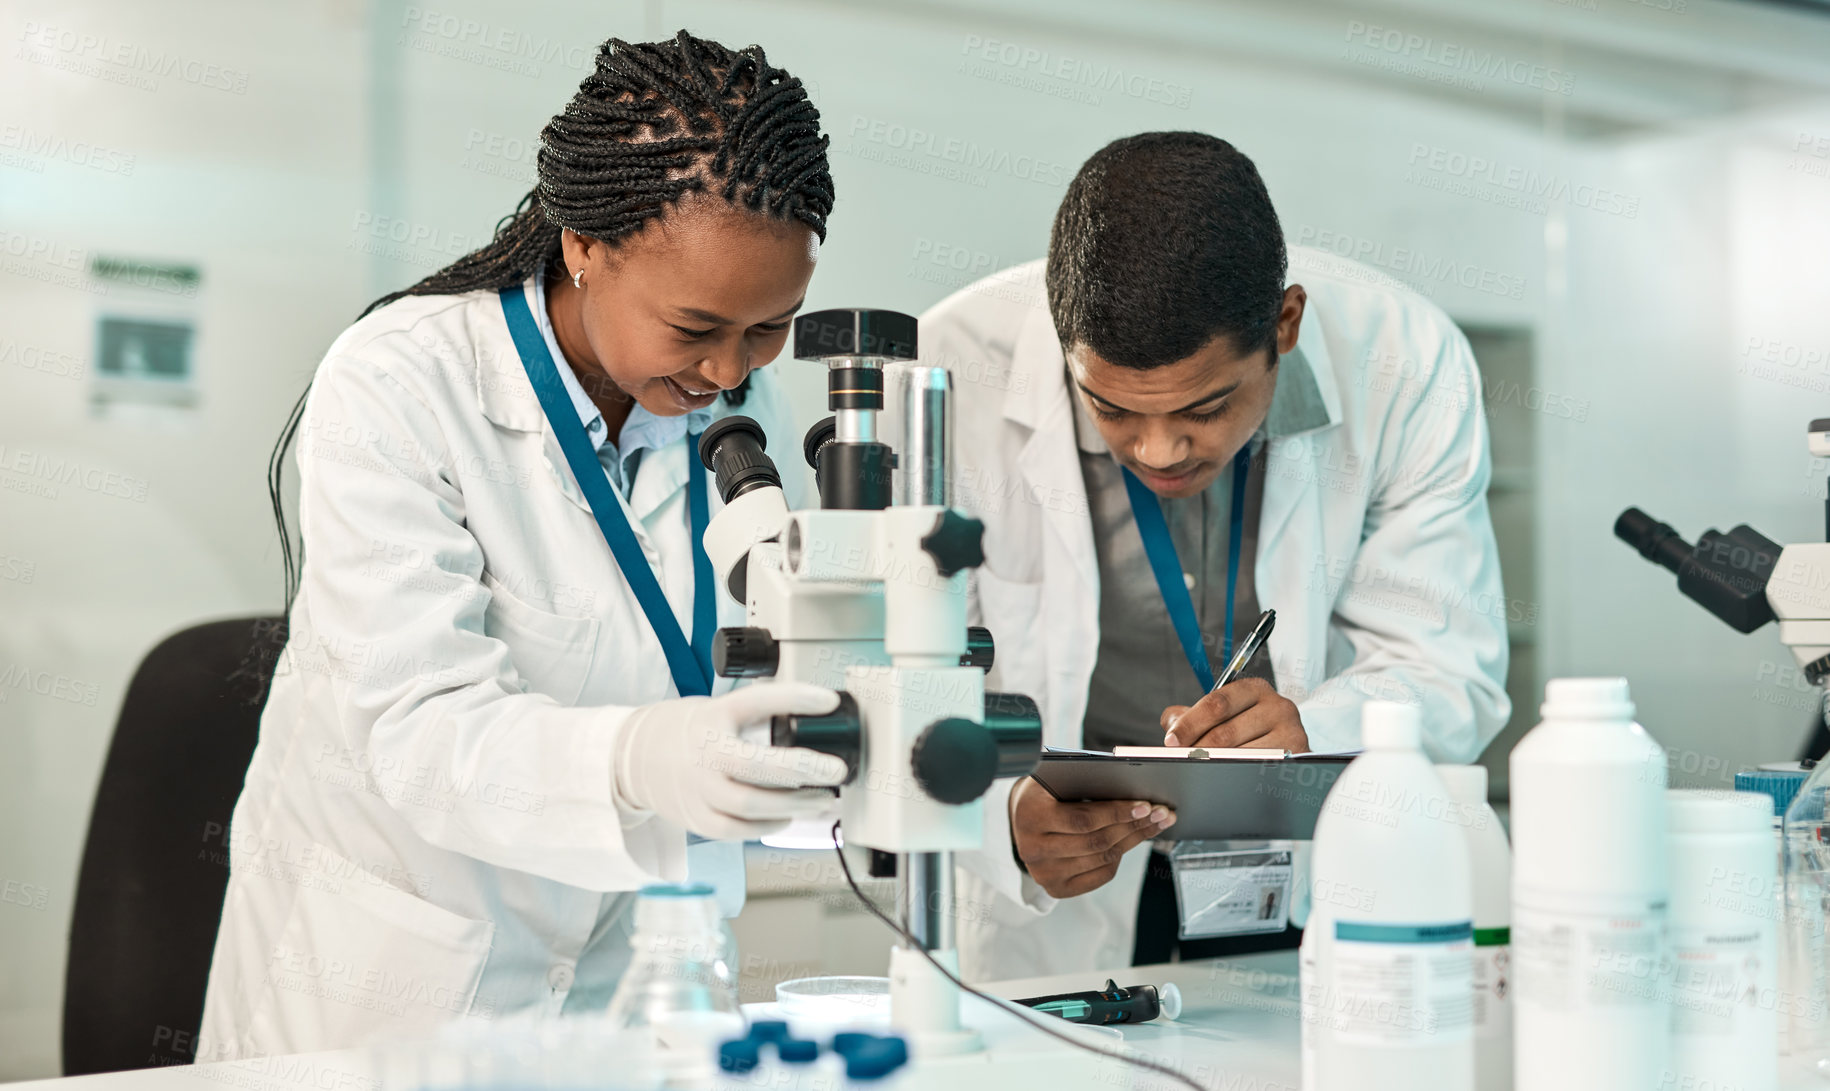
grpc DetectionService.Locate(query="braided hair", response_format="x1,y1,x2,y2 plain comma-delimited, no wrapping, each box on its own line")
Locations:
269,30,834,605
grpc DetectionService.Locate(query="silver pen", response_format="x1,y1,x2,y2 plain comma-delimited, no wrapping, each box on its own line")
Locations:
1211,608,1276,693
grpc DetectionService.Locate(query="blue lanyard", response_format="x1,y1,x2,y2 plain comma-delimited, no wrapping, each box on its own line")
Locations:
1120,449,1251,693
498,286,715,698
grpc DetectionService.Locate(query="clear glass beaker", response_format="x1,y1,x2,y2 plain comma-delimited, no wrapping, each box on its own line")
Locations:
604,883,745,1086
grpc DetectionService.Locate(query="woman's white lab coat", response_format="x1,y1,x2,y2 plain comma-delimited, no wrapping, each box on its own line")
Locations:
198,283,805,1059
916,247,1511,981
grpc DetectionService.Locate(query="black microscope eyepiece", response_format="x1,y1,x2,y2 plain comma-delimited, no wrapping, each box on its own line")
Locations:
698,416,781,504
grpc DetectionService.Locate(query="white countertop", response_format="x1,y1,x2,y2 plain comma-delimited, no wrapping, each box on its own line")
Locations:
11,951,1821,1091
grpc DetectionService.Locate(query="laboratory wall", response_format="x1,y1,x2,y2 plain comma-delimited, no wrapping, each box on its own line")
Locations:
4,0,1830,1078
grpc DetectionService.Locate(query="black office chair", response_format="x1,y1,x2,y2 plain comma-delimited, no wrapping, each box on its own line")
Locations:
62,616,286,1075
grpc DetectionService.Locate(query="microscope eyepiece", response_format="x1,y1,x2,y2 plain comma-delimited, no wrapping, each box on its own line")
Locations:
698,415,781,504
1614,506,1779,634
1614,507,1691,576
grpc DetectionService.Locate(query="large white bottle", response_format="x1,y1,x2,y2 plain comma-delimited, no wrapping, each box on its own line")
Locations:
1510,678,1669,1091
1308,701,1474,1091
1438,764,1513,1091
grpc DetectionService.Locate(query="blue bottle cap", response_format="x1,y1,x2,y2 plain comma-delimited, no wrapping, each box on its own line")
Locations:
874,1036,909,1067
747,1019,790,1043
718,1038,762,1074
777,1038,819,1064
831,1031,876,1056
843,1041,909,1081
1735,770,1808,817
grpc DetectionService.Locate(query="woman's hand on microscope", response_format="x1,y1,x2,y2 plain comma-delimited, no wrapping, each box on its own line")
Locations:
1008,778,1175,898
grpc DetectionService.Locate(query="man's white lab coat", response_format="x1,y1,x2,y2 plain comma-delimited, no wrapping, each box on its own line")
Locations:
915,248,1511,980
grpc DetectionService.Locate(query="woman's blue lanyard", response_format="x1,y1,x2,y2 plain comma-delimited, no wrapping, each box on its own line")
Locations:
498,286,715,698
1119,449,1251,693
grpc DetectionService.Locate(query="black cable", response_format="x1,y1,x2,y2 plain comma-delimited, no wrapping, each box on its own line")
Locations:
268,384,311,607
829,821,1203,1091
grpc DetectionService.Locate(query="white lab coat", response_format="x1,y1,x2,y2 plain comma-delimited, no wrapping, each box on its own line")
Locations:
198,284,806,1059
915,248,1511,981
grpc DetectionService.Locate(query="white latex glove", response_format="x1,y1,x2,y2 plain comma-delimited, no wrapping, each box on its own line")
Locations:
613,682,850,842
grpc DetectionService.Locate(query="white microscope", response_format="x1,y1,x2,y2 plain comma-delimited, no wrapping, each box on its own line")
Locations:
1616,418,1830,687
694,308,1042,1055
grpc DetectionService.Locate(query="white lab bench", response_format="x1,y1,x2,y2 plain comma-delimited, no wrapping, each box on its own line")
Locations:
10,952,1820,1091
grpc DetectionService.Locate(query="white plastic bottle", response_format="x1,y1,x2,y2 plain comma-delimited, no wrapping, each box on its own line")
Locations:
1666,790,1777,1091
1438,764,1512,1091
1510,678,1669,1091
1308,701,1474,1091
1300,901,1327,1090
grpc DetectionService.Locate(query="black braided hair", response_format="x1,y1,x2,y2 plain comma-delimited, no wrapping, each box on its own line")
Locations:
269,30,834,606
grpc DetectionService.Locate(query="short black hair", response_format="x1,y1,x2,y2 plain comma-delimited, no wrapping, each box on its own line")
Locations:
1046,132,1286,370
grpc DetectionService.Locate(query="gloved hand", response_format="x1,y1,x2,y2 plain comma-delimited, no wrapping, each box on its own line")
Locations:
613,682,850,842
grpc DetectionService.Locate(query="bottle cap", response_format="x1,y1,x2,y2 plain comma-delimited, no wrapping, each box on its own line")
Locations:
1667,789,1771,835
1735,770,1807,817
839,1037,909,1081
746,1020,790,1043
717,1038,761,1074
1435,764,1489,806
1361,701,1421,749
777,1038,820,1064
1541,677,1635,721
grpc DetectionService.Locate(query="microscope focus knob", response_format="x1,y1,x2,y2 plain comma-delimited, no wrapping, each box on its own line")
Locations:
919,510,986,578
772,692,862,782
711,627,779,678
910,718,999,805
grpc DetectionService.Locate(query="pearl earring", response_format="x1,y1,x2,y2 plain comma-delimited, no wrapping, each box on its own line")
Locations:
572,268,584,289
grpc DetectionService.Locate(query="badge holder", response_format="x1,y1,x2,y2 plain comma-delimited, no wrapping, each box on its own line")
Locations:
1168,840,1294,939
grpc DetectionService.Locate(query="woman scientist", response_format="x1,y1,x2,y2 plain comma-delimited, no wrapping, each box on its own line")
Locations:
198,31,847,1059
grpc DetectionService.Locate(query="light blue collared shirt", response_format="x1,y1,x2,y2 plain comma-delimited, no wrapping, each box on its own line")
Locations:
528,274,715,495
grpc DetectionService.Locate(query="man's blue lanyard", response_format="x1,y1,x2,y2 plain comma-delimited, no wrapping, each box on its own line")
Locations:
1120,449,1251,693
498,286,715,698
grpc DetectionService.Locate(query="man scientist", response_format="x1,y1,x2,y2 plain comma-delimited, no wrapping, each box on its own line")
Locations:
916,131,1510,979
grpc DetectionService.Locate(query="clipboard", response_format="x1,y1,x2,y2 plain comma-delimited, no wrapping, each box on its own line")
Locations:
1029,749,1355,841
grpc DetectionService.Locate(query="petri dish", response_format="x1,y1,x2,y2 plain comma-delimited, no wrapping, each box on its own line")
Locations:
775,975,892,1024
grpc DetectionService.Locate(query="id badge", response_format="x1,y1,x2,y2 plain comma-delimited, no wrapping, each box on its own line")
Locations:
1168,840,1293,939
